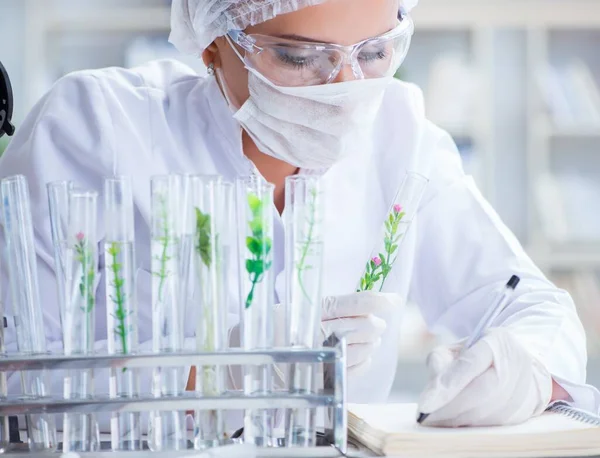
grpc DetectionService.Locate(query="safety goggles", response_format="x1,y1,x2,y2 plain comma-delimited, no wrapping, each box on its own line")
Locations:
226,11,414,87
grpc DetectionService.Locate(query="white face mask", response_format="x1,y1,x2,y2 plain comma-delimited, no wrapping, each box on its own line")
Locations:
218,67,392,169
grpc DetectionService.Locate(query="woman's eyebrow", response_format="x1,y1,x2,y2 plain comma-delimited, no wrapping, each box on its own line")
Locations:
275,34,325,43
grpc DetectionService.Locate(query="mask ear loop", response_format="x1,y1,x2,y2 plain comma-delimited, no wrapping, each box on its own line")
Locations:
214,67,241,112
213,33,251,111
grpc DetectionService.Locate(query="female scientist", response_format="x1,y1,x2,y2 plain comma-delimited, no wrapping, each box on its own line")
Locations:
1,0,599,428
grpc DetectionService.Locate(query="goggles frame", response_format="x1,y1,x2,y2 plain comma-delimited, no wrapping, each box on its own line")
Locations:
227,10,414,85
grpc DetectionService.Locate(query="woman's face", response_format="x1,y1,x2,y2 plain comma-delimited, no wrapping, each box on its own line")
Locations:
204,0,399,108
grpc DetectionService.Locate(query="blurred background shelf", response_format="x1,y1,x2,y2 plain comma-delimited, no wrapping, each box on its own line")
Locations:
530,249,600,269
2,0,599,400
43,7,172,33
36,0,600,33
410,0,600,29
546,126,600,138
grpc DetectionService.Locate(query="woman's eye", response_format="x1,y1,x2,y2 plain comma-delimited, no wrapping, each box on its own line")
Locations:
273,48,319,69
358,48,389,63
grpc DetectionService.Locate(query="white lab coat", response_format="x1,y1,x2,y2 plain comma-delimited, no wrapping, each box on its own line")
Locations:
0,60,598,428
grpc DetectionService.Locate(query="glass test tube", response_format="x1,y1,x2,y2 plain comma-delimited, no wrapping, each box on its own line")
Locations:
236,177,275,447
357,172,429,293
0,248,9,452
0,175,57,452
148,175,187,452
47,180,73,347
104,177,141,451
178,174,194,331
62,189,100,452
284,176,325,447
190,177,230,450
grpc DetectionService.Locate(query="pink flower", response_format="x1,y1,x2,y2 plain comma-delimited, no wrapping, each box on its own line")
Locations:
76,232,85,242
393,204,403,214
372,256,382,267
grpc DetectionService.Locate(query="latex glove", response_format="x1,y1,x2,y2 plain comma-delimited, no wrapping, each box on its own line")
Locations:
418,328,553,427
321,292,400,376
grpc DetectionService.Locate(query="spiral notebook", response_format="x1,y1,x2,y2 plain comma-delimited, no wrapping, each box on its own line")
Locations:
348,402,600,457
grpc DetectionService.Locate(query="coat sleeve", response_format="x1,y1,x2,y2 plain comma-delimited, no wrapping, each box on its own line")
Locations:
0,74,195,428
0,72,113,354
409,126,600,414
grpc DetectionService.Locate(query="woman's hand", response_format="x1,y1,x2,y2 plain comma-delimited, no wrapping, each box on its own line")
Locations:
321,292,400,376
418,328,554,427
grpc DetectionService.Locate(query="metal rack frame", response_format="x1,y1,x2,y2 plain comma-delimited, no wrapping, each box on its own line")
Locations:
0,340,348,456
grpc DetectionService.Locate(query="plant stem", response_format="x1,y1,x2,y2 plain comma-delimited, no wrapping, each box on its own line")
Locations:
156,195,171,302
245,272,260,309
109,242,128,357
296,189,317,303
76,239,95,351
379,211,403,292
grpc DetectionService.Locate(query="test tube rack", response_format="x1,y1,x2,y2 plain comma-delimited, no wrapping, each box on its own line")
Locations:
0,339,347,457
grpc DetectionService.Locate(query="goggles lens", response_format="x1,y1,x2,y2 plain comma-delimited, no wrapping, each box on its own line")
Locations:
230,19,413,87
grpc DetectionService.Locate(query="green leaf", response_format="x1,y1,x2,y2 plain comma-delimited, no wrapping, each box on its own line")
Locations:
370,260,376,270
246,237,262,256
390,244,398,254
107,243,120,256
195,208,212,267
195,208,211,229
248,194,262,215
249,219,263,238
246,259,265,276
388,213,394,225
199,243,211,267
264,237,272,255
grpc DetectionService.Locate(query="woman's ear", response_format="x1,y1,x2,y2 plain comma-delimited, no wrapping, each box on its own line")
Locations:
202,41,221,68
202,37,229,68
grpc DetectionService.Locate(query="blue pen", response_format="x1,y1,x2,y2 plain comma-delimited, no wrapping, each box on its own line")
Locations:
417,275,521,424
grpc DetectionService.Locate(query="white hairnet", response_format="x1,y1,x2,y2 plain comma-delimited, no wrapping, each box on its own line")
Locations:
170,0,419,56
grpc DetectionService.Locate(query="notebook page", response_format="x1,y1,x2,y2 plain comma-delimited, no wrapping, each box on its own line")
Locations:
349,403,594,436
